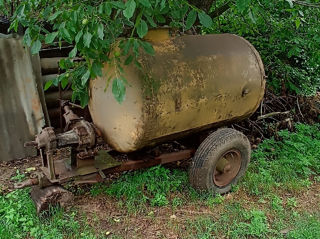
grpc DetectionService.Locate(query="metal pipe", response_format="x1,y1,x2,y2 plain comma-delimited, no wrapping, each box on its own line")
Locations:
45,91,72,108
40,57,63,75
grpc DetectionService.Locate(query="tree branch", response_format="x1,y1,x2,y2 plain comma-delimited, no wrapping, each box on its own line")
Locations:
188,0,216,12
293,0,320,7
210,0,233,18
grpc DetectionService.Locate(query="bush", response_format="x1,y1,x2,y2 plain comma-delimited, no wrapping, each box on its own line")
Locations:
207,0,320,95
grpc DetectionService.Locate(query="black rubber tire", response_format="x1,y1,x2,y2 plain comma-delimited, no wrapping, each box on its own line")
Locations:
189,128,251,194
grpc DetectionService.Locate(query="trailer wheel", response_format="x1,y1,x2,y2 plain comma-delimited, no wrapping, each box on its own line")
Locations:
189,128,251,194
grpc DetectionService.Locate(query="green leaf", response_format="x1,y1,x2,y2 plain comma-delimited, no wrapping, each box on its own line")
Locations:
83,32,92,48
31,40,41,55
103,2,112,16
75,30,83,43
198,12,212,28
81,70,90,85
155,14,166,23
122,39,132,55
23,28,32,47
140,41,154,55
80,93,89,107
91,61,103,77
139,0,151,8
97,24,104,40
285,0,293,8
123,0,136,20
110,1,125,9
43,6,53,18
10,19,19,32
160,0,166,11
48,11,62,21
248,9,256,24
53,77,59,86
236,0,251,13
45,32,58,44
185,10,197,30
134,59,142,69
124,55,134,65
59,59,66,69
69,47,77,58
61,76,69,89
72,11,78,23
112,78,126,103
137,20,148,38
295,18,301,29
298,10,304,17
61,28,72,42
146,15,157,27
14,4,25,18
133,39,140,57
44,80,53,91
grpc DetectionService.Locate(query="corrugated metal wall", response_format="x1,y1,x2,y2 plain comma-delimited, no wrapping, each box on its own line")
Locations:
0,35,45,161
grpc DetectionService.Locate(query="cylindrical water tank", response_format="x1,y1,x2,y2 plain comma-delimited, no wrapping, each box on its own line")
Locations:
89,33,265,152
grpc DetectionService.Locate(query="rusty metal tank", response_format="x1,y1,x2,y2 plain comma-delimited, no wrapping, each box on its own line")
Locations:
89,32,265,153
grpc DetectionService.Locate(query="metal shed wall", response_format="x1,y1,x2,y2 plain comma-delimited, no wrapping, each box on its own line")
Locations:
0,35,45,161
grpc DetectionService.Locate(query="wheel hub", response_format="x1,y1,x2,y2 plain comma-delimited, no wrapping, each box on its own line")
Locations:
213,149,242,187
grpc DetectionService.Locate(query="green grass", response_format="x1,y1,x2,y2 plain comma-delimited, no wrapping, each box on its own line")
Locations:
216,204,271,238
0,189,100,239
243,123,320,195
1,123,319,238
183,202,320,239
287,214,320,239
90,165,191,212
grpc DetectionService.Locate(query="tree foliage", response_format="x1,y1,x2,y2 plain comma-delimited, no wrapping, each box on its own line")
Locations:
208,0,320,96
1,0,319,105
0,0,213,105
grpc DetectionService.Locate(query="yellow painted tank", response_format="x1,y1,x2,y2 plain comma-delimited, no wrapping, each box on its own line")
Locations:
89,32,265,153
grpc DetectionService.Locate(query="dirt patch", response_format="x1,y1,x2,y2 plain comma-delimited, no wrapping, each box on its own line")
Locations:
73,183,320,238
74,191,230,239
0,156,41,193
75,195,181,238
294,183,320,213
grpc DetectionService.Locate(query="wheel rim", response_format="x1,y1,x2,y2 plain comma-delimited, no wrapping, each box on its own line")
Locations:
213,149,242,187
